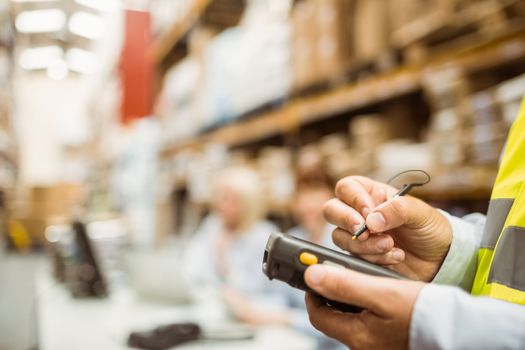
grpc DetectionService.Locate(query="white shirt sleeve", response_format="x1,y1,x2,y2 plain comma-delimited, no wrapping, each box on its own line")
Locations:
410,284,525,350
410,211,525,349
431,210,486,291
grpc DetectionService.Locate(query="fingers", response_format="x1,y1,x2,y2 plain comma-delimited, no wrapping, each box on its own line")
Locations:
332,228,393,254
332,228,406,265
334,176,378,217
305,264,397,314
365,196,434,233
332,176,436,234
305,293,363,343
324,199,365,234
357,249,406,265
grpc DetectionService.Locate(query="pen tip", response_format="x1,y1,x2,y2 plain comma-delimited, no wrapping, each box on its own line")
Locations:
352,235,357,240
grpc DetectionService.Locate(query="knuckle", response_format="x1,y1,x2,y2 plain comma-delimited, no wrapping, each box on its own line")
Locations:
342,212,355,231
335,176,357,198
390,197,409,223
335,235,352,253
322,199,338,219
363,239,377,252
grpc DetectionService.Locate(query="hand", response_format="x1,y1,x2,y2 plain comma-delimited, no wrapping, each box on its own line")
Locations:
324,176,452,281
305,264,425,350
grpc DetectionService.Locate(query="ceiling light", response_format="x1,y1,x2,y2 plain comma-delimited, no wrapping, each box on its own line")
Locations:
74,0,120,13
18,45,63,70
66,48,98,74
47,59,69,80
68,11,105,39
15,9,66,33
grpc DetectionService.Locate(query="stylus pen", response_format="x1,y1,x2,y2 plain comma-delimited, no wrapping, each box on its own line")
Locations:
351,184,414,240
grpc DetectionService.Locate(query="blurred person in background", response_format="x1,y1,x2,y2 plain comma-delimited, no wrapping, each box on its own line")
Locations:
183,166,285,324
222,164,345,348
282,167,346,350
288,166,337,247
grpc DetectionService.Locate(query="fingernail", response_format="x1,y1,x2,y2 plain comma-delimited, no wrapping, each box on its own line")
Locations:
307,265,326,286
392,250,404,261
367,212,385,230
362,207,371,217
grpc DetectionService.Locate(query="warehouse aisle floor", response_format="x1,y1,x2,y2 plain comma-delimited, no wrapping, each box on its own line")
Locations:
0,254,43,350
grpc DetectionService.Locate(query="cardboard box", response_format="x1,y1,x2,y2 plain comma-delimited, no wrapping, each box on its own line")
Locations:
19,184,87,222
291,0,322,89
390,0,459,47
349,114,393,150
431,140,468,166
354,0,389,61
291,0,354,90
30,184,86,206
469,139,506,165
315,0,354,80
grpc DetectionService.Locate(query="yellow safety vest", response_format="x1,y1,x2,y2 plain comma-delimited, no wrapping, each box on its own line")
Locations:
471,97,525,304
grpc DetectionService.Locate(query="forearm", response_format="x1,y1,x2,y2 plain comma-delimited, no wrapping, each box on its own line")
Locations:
410,284,525,349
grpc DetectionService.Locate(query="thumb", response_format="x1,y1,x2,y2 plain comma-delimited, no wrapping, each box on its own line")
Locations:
366,195,435,233
305,264,396,315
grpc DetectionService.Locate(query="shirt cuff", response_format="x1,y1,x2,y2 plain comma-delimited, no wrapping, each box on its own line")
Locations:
431,210,481,290
410,283,525,350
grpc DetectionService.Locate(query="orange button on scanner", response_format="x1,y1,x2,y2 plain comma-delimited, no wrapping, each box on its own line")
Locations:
299,252,318,266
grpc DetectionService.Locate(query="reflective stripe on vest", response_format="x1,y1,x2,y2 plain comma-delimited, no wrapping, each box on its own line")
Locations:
471,97,525,304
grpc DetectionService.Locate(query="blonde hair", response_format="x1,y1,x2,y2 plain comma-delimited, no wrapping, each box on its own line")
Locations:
214,166,265,231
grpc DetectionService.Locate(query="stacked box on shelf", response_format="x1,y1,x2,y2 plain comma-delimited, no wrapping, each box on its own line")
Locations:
316,134,351,180
290,0,317,89
190,0,294,128
390,0,458,45
423,67,472,167
159,0,294,139
12,184,87,244
424,68,519,168
391,0,523,64
494,73,525,127
156,27,216,145
353,0,390,63
467,91,507,165
293,112,422,183
291,0,354,90
229,5,293,119
157,56,205,144
256,147,295,211
333,114,396,177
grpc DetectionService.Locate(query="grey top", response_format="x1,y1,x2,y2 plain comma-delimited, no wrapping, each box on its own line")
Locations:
285,224,347,350
184,214,285,309
410,211,525,349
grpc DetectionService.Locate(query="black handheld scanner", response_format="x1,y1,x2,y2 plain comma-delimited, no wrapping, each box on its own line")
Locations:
262,232,409,313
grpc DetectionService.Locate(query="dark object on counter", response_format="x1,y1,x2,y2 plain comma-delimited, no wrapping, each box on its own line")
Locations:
68,220,108,298
262,232,409,313
128,323,201,350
